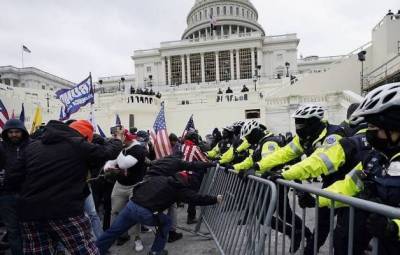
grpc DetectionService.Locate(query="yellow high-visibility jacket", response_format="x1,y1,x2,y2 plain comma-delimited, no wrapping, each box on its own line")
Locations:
219,138,250,165
394,219,400,239
256,125,342,175
234,134,282,172
206,144,220,159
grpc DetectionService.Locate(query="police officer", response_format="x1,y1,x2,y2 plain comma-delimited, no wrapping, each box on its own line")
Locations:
254,104,345,254
218,121,251,166
319,82,400,255
206,126,235,160
230,120,309,252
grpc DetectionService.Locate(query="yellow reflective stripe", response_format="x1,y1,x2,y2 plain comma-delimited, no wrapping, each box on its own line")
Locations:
289,142,302,155
356,128,367,135
394,220,400,239
318,153,335,174
348,169,364,190
391,153,400,162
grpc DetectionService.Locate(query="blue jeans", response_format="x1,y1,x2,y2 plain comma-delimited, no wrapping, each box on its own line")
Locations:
84,193,103,240
96,201,171,254
0,194,23,255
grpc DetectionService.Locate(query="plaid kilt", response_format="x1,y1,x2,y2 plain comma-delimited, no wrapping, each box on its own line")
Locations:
21,214,99,255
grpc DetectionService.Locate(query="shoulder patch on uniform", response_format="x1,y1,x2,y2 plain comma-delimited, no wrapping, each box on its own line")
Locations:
325,136,337,145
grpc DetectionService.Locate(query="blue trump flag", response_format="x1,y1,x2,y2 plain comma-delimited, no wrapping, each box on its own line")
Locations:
56,75,94,119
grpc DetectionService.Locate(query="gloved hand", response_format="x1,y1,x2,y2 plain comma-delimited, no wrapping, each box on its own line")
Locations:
205,161,217,169
237,169,255,180
366,214,399,240
253,163,260,171
261,171,283,182
297,192,316,208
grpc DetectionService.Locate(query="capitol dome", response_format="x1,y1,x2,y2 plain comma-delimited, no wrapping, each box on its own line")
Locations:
182,0,265,39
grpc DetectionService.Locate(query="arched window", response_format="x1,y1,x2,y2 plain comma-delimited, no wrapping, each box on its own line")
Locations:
210,8,214,16
247,10,249,18
242,8,245,17
217,7,220,15
200,11,202,20
223,6,226,15
205,9,208,18
236,7,239,15
230,6,233,15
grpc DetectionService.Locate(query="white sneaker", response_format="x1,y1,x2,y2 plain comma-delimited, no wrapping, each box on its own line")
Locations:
134,238,144,252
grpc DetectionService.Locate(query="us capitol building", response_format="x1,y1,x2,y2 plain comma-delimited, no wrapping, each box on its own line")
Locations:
1,0,399,135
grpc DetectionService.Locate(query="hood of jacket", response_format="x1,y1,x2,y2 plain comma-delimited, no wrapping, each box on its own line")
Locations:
40,120,84,145
1,119,29,143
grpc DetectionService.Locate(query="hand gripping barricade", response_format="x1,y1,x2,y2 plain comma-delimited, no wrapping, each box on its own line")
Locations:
195,165,277,255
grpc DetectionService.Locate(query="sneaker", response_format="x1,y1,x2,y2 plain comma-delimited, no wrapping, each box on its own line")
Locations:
134,238,144,252
168,231,183,243
148,250,168,255
116,235,130,246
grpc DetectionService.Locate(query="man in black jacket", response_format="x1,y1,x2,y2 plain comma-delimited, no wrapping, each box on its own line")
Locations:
0,119,30,255
96,171,222,255
15,120,123,255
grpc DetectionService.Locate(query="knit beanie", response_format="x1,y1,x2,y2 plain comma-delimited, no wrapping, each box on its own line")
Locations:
70,120,94,142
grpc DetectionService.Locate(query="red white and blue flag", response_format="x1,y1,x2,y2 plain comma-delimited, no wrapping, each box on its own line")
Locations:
150,102,172,159
0,99,9,132
181,115,195,139
182,140,208,163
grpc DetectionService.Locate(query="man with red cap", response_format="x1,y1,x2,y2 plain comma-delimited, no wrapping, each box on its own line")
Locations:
13,120,123,255
104,129,147,251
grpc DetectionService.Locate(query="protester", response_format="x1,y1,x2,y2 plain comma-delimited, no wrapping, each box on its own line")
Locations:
96,170,222,255
15,120,123,255
105,129,147,251
0,119,29,255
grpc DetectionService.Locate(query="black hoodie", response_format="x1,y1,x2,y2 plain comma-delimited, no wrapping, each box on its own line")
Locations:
1,119,30,194
16,120,123,221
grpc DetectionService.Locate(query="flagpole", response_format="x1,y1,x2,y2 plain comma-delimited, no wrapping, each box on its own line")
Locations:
21,45,24,68
89,72,96,132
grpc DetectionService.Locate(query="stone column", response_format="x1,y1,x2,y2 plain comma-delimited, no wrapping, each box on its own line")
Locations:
251,48,256,78
237,26,240,35
187,55,191,84
221,26,224,37
201,53,205,83
216,51,220,82
181,55,186,84
236,49,241,80
230,50,235,80
161,57,166,85
229,25,232,36
167,56,172,85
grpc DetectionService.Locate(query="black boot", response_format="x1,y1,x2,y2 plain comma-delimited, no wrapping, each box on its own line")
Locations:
168,231,183,243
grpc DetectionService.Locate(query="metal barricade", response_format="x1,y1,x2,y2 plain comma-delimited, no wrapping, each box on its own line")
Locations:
272,179,400,255
195,166,277,255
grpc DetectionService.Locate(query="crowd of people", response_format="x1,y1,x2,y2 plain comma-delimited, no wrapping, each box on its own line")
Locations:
130,87,162,99
1,82,400,255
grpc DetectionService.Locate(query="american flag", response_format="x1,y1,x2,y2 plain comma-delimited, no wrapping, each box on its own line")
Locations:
181,115,195,139
182,140,209,163
0,99,9,132
150,102,172,159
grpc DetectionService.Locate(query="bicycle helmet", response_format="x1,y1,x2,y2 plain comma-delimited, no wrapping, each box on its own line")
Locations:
292,104,325,120
232,121,245,128
353,82,400,118
240,120,261,139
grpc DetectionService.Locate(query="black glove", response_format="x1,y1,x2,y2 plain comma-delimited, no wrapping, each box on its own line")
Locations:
367,214,399,240
261,171,283,182
253,163,260,171
297,192,316,208
205,161,217,168
237,169,255,180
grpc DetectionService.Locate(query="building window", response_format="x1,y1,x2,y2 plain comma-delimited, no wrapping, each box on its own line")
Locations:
223,6,226,15
245,109,261,119
190,53,201,83
239,48,252,79
217,7,220,15
165,57,169,85
242,8,245,17
129,114,135,130
230,6,233,15
200,11,202,20
210,8,213,16
205,9,208,18
204,52,216,82
247,10,249,18
171,55,182,85
42,85,46,90
255,48,258,70
184,55,188,84
219,51,231,81
236,7,239,16
146,66,151,73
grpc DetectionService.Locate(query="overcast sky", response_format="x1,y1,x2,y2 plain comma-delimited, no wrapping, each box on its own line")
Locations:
0,0,398,83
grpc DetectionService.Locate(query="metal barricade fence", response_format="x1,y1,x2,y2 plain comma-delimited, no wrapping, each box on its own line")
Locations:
195,166,277,255
273,179,400,255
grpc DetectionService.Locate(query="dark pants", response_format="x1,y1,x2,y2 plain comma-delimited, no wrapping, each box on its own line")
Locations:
334,208,400,255
96,201,171,254
0,194,23,255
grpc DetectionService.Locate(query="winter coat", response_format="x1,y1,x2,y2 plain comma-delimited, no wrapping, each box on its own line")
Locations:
131,174,217,212
146,155,214,178
1,119,30,194
16,120,122,221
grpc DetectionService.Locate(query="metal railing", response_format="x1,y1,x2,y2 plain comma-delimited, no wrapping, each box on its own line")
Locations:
195,166,277,255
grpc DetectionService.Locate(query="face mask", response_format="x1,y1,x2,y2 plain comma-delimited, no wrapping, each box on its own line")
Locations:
296,120,322,140
366,129,400,159
246,129,264,145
